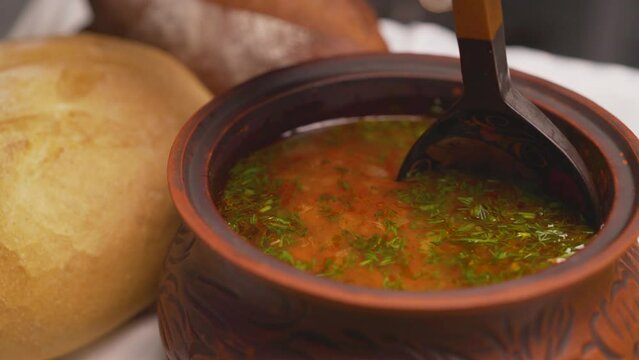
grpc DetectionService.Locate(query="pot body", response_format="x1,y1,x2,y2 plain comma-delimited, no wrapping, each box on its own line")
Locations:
159,54,639,359
159,226,639,359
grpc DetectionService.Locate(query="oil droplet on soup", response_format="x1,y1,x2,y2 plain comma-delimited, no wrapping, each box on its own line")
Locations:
219,119,594,291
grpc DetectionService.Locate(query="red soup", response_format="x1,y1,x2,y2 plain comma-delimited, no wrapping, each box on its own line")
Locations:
219,118,593,291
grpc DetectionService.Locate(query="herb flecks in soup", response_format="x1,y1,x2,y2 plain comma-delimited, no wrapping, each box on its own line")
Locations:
220,119,594,291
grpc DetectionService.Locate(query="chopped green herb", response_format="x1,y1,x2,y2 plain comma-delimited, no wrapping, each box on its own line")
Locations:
339,179,351,191
470,204,490,220
383,274,404,290
220,118,594,291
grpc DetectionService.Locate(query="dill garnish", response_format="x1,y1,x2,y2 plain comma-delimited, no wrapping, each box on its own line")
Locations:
219,118,594,291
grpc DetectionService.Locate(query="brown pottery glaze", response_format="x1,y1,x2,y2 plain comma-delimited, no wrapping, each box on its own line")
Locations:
160,54,639,359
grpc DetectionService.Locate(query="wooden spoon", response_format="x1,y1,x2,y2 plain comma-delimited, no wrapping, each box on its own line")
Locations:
398,0,601,225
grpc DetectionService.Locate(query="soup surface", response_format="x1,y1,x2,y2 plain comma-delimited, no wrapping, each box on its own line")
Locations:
220,118,594,290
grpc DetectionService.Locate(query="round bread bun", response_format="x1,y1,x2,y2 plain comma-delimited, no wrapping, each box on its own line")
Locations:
0,34,210,359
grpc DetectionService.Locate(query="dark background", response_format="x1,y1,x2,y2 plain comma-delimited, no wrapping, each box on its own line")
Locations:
369,0,639,68
1,0,637,68
0,0,24,37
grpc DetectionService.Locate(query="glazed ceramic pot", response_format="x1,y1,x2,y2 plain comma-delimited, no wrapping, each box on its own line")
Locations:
159,54,639,359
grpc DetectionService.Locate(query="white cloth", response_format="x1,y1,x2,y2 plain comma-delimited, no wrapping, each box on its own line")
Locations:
8,3,639,360
8,0,91,39
61,315,164,360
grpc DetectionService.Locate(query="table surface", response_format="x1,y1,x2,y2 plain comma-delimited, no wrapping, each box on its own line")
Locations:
6,2,639,359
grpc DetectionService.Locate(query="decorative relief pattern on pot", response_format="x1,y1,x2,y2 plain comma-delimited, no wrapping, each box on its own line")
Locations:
159,226,254,359
582,244,639,359
158,226,193,359
158,226,639,360
476,302,575,360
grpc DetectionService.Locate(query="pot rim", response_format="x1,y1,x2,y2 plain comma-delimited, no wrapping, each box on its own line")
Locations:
168,53,639,312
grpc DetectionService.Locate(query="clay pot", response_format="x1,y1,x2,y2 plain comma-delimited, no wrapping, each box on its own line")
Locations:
160,54,639,359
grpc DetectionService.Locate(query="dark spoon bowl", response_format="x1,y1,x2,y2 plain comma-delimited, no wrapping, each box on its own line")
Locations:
160,54,639,359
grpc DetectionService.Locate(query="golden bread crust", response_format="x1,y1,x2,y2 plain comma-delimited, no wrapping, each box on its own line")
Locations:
0,34,211,359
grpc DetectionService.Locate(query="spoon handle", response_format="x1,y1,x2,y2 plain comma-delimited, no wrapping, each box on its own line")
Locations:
452,0,511,104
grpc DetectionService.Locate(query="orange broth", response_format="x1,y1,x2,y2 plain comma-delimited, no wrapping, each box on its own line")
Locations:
220,118,593,290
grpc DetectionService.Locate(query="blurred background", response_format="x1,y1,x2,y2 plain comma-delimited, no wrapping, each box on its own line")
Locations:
369,0,639,68
1,0,638,67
